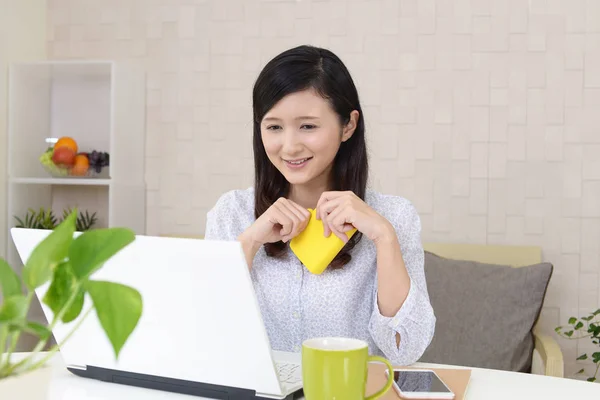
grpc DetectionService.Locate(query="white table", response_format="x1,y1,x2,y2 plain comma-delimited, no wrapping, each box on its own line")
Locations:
3,352,600,399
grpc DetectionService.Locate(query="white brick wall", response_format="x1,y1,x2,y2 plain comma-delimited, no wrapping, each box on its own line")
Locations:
47,0,600,377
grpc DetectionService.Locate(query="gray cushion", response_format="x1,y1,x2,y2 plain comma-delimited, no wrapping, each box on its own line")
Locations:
419,251,553,373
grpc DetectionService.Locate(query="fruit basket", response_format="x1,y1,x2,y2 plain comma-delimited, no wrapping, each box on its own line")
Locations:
39,137,110,178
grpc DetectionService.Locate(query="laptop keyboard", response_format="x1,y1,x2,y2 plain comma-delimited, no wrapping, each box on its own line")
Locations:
275,362,302,386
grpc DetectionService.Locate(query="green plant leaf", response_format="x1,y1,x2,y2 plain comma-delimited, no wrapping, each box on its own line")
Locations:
25,321,52,339
0,259,21,298
554,326,562,333
577,353,588,361
565,330,574,337
582,316,594,322
64,290,85,323
575,321,584,330
593,352,600,363
86,280,142,358
593,309,600,316
576,369,585,375
569,317,577,325
42,261,84,323
22,211,77,289
9,321,52,340
0,295,28,323
69,228,135,279
587,377,596,383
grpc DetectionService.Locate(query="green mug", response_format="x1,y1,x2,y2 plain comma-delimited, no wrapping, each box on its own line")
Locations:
302,337,394,400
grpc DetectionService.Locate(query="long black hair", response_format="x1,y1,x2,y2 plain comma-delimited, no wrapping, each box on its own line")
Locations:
252,45,368,269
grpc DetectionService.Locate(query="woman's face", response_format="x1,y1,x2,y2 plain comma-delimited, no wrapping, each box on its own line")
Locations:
260,89,358,187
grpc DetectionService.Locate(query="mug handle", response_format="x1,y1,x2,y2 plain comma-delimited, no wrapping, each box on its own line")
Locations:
365,355,394,400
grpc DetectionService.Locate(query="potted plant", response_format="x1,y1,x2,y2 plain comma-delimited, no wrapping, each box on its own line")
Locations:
0,210,143,393
14,207,98,231
555,308,600,382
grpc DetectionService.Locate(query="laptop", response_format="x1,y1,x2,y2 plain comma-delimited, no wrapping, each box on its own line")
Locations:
11,228,303,400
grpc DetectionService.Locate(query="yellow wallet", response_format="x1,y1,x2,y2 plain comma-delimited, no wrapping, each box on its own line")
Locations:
289,209,357,275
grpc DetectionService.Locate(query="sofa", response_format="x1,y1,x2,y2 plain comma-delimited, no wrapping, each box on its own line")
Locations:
421,242,564,377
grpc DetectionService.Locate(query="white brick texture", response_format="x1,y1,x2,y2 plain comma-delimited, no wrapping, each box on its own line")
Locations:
48,0,600,378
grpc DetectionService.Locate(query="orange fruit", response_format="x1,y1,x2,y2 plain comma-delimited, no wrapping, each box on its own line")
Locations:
70,154,89,176
54,137,78,154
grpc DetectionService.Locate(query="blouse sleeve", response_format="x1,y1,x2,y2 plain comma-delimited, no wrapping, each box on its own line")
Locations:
368,199,436,365
204,190,245,242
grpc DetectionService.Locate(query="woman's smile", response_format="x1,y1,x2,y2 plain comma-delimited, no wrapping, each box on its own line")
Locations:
283,157,313,169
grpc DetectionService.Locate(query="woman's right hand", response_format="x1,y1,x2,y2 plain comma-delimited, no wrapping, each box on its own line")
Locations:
244,197,311,246
237,198,310,269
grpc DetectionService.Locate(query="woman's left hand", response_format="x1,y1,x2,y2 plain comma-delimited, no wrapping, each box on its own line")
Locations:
316,191,394,244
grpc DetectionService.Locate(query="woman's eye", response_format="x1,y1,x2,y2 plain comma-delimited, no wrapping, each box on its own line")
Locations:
301,124,317,130
266,125,282,131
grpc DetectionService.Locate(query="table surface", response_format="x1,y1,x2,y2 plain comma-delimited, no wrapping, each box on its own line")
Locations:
3,352,600,400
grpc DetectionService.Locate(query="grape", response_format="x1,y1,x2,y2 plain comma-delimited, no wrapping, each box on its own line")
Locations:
39,149,67,176
85,150,110,174
39,151,52,164
89,151,99,165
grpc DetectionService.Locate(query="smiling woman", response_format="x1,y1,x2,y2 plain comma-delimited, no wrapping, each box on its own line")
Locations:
252,48,367,265
259,90,362,247
260,92,359,183
204,45,435,366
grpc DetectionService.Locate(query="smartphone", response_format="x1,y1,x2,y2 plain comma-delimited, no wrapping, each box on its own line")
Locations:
384,369,455,399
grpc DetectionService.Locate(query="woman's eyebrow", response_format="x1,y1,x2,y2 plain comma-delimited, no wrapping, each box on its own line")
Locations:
263,116,320,121
295,116,320,120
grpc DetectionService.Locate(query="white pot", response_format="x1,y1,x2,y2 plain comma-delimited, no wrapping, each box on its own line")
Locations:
0,367,53,399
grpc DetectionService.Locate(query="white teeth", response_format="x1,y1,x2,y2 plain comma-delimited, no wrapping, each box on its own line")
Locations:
287,158,308,165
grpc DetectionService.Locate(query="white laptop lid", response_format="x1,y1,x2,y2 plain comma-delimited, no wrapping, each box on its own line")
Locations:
11,228,284,396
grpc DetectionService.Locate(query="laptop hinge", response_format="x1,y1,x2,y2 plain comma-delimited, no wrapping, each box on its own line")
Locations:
67,364,87,371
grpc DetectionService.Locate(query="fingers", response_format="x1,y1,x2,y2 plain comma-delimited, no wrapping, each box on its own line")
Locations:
272,199,310,242
288,201,311,232
340,224,355,232
318,197,346,220
268,205,293,238
279,200,310,239
323,219,331,238
286,200,311,221
316,191,347,220
317,197,347,238
324,205,351,243
273,204,297,241
267,195,357,244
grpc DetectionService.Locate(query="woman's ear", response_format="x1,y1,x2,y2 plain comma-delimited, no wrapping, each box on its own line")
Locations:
341,110,360,142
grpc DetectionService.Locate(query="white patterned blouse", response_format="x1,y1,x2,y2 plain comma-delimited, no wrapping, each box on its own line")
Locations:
204,187,436,365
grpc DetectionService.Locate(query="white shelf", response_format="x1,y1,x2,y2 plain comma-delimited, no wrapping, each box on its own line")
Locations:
10,177,111,186
6,60,147,271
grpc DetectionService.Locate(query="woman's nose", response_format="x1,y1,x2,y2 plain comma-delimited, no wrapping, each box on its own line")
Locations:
281,131,303,154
